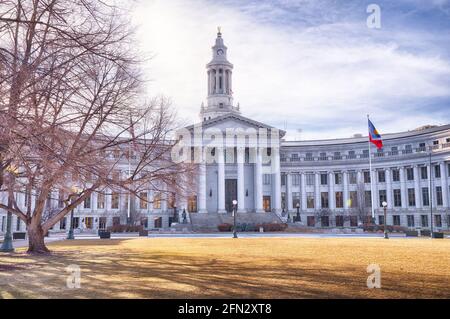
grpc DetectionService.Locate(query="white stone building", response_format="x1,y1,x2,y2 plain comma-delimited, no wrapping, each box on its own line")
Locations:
1,30,449,233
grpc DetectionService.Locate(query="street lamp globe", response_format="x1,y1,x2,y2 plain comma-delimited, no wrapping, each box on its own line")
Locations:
382,201,388,208
232,200,237,206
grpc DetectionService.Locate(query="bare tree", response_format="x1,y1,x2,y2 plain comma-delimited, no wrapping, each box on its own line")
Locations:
0,0,194,253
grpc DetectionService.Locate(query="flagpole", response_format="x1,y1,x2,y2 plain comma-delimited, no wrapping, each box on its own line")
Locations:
367,114,375,221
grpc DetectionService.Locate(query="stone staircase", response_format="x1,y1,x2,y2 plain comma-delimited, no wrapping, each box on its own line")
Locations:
189,212,283,232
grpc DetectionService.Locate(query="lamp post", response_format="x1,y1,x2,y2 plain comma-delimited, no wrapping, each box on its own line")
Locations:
66,187,81,240
382,201,388,239
296,203,301,223
232,199,238,239
0,198,14,252
1,165,19,252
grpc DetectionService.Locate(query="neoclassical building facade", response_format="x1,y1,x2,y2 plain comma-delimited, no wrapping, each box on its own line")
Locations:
1,31,450,233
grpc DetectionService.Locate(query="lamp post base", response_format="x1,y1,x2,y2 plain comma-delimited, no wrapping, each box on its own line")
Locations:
0,234,14,252
233,231,238,239
384,232,389,239
67,230,75,240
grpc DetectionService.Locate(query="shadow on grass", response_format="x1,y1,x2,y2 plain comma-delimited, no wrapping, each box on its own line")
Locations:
0,239,449,299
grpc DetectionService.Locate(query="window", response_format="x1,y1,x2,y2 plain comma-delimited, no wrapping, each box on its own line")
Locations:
421,215,429,227
435,165,441,178
421,166,428,179
320,173,328,185
336,216,344,227
59,218,66,230
350,216,358,227
307,216,315,227
292,174,300,186
408,188,416,207
188,195,197,213
404,145,412,154
281,193,286,210
99,217,107,230
305,153,313,161
362,150,369,158
333,152,341,160
378,215,385,225
72,217,80,229
112,217,120,226
334,172,342,185
111,192,119,209
422,187,430,206
350,191,358,208
306,173,315,186
84,195,91,209
348,150,356,159
363,171,371,183
392,169,400,182
321,192,329,208
379,190,387,207
364,191,372,207
292,192,300,209
140,192,148,209
321,216,329,227
168,193,176,209
1,216,5,232
407,215,415,228
153,192,161,209
393,189,402,207
393,215,401,226
58,190,65,208
406,167,414,181
319,152,327,160
433,140,439,145
306,192,315,209
291,153,299,161
263,174,271,185
436,186,443,206
336,192,344,208
435,215,442,228
391,146,399,155
349,171,357,184
97,192,105,209
448,163,450,177
281,174,286,186
378,170,386,183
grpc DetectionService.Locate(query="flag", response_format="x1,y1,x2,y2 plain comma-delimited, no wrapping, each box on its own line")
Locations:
368,119,383,150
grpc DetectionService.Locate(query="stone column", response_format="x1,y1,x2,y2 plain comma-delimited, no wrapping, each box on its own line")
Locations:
301,173,307,211
315,172,321,210
328,171,335,209
217,147,226,213
399,167,407,209
343,171,349,210
198,148,207,214
286,173,292,212
385,168,393,209
254,148,264,213
272,148,282,213
237,147,245,212
427,164,434,207
440,162,449,208
413,165,421,209
215,69,220,94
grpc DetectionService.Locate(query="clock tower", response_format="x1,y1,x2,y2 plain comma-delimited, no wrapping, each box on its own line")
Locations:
201,28,240,121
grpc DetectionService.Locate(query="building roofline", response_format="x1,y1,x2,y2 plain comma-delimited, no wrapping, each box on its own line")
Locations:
282,124,450,147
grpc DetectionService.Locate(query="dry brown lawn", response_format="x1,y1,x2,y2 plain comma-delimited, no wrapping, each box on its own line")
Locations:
0,237,449,299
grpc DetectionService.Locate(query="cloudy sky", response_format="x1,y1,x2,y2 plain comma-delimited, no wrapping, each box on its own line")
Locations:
131,0,450,140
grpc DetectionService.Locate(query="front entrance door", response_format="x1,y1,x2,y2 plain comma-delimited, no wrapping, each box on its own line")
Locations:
263,196,271,212
225,179,238,213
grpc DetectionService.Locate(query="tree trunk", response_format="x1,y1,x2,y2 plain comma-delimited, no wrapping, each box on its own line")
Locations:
27,222,50,254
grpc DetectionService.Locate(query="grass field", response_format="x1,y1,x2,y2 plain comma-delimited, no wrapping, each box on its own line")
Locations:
0,237,449,299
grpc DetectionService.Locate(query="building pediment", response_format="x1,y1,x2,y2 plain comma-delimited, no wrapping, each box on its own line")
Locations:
186,113,286,138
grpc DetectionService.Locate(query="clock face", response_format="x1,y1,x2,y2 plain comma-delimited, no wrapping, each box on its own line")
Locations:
217,49,224,56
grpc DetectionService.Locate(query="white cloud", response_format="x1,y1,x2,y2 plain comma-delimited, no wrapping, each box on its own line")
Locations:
131,0,450,140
